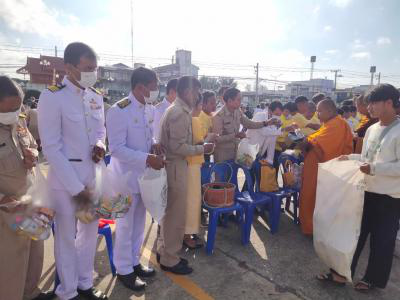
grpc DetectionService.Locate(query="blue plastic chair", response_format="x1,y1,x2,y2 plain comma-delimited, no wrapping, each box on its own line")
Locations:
202,161,246,255
233,162,273,243
277,154,303,224
253,160,295,233
53,222,116,291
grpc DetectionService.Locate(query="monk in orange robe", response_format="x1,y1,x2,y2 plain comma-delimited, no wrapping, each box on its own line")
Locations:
298,99,354,235
354,94,378,153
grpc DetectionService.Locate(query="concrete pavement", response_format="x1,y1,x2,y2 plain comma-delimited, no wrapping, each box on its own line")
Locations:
39,210,400,300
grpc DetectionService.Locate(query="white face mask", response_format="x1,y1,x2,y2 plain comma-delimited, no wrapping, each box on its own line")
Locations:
144,89,159,104
0,108,21,125
78,71,97,88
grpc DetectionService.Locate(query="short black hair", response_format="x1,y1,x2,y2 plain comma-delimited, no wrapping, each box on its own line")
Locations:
341,105,351,113
349,105,357,113
202,90,215,104
223,88,241,102
64,42,97,66
218,86,229,97
177,76,201,98
337,108,344,115
0,76,24,102
312,93,325,104
295,96,308,104
269,101,283,112
195,91,203,107
284,102,297,113
166,78,178,94
365,84,400,107
131,67,158,90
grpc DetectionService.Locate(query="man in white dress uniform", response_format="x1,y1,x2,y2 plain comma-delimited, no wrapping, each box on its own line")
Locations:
38,42,107,300
106,67,165,291
153,78,178,142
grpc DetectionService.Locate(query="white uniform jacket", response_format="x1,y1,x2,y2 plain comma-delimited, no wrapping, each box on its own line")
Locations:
38,77,106,199
106,93,154,194
153,97,171,143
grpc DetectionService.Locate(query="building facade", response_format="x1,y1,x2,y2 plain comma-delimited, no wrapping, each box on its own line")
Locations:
286,78,334,100
153,49,199,84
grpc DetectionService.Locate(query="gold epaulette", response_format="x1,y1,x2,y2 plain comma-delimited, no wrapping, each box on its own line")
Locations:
19,113,27,118
47,85,65,93
89,87,102,95
117,98,131,109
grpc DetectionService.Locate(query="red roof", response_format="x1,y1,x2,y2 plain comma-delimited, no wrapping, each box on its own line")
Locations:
17,55,66,85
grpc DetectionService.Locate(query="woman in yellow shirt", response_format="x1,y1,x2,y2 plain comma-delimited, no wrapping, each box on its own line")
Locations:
184,95,208,249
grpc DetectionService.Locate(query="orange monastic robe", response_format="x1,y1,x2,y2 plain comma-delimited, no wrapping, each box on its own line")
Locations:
299,116,354,235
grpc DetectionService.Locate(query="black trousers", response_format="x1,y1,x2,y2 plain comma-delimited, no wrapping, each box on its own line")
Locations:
351,191,400,288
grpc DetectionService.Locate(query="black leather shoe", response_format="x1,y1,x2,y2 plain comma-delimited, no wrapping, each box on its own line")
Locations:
31,291,56,300
160,260,193,275
77,287,108,300
134,264,156,278
157,253,188,265
69,296,83,300
117,272,147,291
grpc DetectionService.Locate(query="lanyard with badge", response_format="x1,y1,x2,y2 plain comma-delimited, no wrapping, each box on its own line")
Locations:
365,118,400,163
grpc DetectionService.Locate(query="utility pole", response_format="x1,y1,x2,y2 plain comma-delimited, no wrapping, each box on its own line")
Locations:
54,46,57,57
310,56,316,80
130,0,134,68
376,72,381,85
330,69,341,90
370,66,376,87
255,63,259,105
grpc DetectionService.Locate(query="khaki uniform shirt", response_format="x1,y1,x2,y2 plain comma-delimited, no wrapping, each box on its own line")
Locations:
0,115,38,200
159,98,204,161
212,105,264,162
27,109,40,141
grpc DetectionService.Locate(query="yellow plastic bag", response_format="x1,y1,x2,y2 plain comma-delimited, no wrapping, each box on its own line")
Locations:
260,160,278,192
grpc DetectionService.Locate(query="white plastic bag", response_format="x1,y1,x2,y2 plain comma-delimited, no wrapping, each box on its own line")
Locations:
313,159,365,282
235,138,259,168
138,168,168,223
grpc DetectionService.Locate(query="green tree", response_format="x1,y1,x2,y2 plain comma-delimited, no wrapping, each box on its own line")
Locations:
199,76,219,91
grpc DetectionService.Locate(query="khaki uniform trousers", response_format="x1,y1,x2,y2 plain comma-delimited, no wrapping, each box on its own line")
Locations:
157,159,188,267
0,212,43,300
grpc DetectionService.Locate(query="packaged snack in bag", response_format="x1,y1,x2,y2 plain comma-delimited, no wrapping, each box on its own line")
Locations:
93,163,132,220
3,167,55,240
235,138,259,168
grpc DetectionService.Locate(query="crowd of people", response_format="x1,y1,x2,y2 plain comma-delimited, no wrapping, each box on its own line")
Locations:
0,41,399,300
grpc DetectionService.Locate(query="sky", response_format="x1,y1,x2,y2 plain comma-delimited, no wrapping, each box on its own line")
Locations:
0,0,399,89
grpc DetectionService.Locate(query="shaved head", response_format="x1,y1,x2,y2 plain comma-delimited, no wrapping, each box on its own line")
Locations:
317,99,338,123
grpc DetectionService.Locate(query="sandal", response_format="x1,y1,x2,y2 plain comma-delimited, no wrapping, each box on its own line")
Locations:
354,280,374,293
316,273,346,286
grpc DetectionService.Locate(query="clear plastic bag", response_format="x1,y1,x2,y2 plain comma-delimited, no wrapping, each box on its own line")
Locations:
1,167,54,240
235,138,259,169
94,163,132,220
